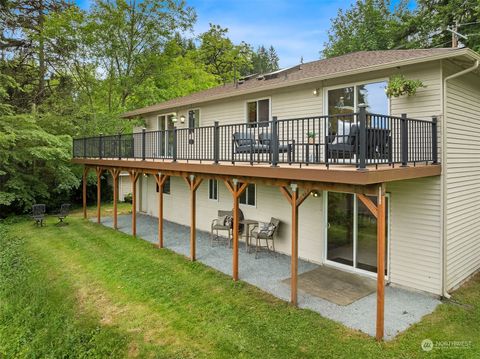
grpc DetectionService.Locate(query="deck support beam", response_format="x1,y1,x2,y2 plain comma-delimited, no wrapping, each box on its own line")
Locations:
224,179,248,281
154,174,169,248
280,184,312,306
184,175,203,261
128,170,140,237
108,168,121,230
82,167,90,219
95,167,103,224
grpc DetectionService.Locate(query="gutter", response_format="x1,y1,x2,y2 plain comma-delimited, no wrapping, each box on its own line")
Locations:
441,57,479,299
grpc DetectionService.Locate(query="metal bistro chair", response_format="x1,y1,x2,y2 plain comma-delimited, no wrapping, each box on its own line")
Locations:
251,217,280,259
211,210,233,247
32,204,46,227
56,203,70,226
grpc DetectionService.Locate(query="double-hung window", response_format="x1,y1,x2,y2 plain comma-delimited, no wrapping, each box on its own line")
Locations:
247,98,270,126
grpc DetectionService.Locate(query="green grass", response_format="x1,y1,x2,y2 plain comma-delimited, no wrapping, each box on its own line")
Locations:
0,207,479,358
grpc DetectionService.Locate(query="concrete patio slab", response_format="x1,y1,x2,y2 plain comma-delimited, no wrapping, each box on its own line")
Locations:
94,213,440,340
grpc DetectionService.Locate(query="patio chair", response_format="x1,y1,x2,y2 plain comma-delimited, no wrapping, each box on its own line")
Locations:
231,132,269,164
366,128,392,162
327,124,359,161
56,203,70,226
258,132,295,163
211,210,233,247
32,204,46,227
251,217,280,259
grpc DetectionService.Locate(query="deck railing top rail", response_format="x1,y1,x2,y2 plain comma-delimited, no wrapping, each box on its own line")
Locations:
73,108,439,169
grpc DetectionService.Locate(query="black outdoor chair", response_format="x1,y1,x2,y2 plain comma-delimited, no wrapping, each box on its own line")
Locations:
32,204,46,227
56,203,70,226
327,124,359,160
258,132,295,163
232,132,295,164
366,128,392,162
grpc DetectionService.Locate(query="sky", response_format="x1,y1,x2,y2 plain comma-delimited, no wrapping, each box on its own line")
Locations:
75,0,412,68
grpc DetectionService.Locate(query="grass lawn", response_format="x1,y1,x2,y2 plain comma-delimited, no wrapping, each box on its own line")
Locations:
0,205,479,358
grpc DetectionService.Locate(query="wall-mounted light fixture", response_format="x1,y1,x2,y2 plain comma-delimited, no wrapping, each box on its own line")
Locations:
313,88,320,96
180,115,186,124
171,113,178,123
310,190,320,198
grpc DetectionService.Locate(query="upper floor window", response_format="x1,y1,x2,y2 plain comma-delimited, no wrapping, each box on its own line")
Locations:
208,179,218,200
247,98,270,126
188,109,200,129
239,183,256,206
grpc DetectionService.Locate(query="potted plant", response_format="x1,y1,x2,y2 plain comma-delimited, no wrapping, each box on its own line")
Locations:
307,131,316,144
385,74,425,98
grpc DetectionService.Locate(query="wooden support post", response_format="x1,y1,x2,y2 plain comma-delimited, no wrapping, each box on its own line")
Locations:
82,167,89,219
376,185,386,341
154,174,169,248
128,170,140,237
108,168,121,230
184,175,203,261
224,179,248,281
95,167,103,224
280,184,311,305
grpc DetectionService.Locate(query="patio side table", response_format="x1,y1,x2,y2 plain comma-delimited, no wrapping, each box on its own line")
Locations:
239,219,258,253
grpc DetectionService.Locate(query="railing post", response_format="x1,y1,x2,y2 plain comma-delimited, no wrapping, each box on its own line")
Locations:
432,116,438,164
213,121,219,164
172,127,177,162
401,113,408,167
358,105,367,171
99,133,103,159
118,133,122,160
83,137,87,158
271,116,279,167
141,127,146,161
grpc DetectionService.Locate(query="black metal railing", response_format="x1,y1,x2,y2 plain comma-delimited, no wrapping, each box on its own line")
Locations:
73,107,439,169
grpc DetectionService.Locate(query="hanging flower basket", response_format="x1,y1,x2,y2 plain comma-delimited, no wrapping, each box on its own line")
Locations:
385,75,425,98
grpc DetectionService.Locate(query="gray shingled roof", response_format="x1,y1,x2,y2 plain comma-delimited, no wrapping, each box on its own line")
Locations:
123,48,468,118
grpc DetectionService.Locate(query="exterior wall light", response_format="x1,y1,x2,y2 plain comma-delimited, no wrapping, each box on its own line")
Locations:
180,115,186,124
313,88,320,96
311,190,320,198
171,113,178,123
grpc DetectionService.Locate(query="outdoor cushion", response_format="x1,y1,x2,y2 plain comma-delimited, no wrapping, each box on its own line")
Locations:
332,120,351,144
235,144,270,154
224,215,233,228
233,132,255,146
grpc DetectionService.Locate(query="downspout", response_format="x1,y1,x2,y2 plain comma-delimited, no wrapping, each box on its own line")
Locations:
441,59,479,299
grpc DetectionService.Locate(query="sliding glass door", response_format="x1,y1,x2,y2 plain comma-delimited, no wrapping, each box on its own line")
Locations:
325,192,388,275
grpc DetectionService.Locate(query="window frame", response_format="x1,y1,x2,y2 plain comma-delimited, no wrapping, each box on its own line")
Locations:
208,179,219,201
245,97,272,126
239,183,256,207
323,78,390,116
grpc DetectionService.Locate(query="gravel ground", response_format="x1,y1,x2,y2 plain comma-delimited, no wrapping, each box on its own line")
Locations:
95,213,440,340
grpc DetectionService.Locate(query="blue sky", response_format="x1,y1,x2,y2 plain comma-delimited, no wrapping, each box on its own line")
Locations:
76,0,414,68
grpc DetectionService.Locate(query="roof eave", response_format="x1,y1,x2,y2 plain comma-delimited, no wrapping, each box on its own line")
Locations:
122,49,472,119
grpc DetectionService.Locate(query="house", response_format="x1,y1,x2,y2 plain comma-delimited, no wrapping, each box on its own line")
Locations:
73,48,480,340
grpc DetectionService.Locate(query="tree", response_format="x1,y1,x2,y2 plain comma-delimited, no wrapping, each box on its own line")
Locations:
252,45,280,74
322,0,412,58
198,24,253,83
408,0,480,52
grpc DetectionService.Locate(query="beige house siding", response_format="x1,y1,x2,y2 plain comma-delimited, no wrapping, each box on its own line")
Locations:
388,177,442,295
129,60,446,295
118,174,131,201
444,62,480,290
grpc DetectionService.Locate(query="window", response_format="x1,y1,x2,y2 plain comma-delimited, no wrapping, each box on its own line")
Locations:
208,179,218,200
188,109,200,129
327,81,388,133
247,98,270,126
239,183,256,206
156,177,171,195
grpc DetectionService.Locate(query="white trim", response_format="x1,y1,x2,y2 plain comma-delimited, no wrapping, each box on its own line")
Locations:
156,112,176,130
244,96,272,124
323,78,391,115
323,191,391,279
